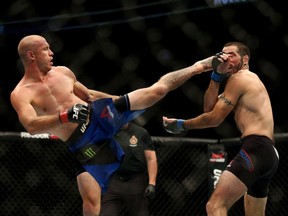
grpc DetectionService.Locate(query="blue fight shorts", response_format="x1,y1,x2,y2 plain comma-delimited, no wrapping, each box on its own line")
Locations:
65,98,145,192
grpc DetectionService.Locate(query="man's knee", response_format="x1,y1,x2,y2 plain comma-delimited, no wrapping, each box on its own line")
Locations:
152,84,169,98
83,199,100,216
206,198,228,216
206,200,215,215
114,94,130,112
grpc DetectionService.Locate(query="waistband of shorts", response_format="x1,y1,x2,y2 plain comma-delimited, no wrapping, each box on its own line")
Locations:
241,134,274,145
65,103,93,147
65,123,87,148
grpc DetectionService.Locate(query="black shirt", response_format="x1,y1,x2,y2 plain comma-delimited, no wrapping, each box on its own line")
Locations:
114,122,155,176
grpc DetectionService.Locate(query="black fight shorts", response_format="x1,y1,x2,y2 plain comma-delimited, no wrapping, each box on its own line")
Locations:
226,134,279,198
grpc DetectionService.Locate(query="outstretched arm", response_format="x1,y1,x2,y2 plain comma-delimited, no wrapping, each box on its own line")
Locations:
163,81,236,134
162,106,229,134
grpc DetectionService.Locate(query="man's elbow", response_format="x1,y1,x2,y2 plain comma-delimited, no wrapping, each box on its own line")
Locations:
204,116,223,128
210,118,223,128
204,106,213,113
25,127,39,135
23,123,42,135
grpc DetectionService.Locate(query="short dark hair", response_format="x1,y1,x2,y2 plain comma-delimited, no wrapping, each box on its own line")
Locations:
224,42,250,58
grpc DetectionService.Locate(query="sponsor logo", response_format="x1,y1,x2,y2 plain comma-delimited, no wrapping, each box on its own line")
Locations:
205,0,256,7
100,105,114,119
212,168,222,188
84,147,96,158
20,132,50,139
80,124,87,133
72,105,80,120
209,152,226,162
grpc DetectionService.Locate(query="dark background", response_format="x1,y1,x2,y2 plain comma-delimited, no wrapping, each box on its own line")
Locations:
0,0,287,139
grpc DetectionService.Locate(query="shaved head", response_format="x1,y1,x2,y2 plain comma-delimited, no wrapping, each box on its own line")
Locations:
18,35,46,61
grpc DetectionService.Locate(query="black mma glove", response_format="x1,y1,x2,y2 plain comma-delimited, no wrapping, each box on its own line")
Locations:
211,52,226,82
145,184,156,200
59,104,90,124
163,119,185,134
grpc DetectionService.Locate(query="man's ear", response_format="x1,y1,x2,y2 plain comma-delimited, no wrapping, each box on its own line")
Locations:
27,51,35,60
243,55,249,64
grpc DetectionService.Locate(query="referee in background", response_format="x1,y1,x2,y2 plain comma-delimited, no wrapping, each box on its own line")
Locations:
100,122,157,216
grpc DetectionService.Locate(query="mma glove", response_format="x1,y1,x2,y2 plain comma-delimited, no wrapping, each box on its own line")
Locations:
163,119,185,134
145,184,156,200
59,104,90,124
211,52,226,82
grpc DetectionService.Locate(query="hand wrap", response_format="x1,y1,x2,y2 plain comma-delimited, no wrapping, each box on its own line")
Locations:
59,104,90,124
211,71,225,82
211,52,226,82
145,184,156,200
163,119,185,134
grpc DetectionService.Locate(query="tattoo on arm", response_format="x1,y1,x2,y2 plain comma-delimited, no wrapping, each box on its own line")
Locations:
219,94,235,106
200,58,212,71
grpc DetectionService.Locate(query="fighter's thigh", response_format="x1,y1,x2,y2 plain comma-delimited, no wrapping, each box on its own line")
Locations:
77,171,101,202
210,170,247,208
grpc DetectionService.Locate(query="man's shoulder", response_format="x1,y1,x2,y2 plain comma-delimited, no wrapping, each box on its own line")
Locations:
53,65,70,72
10,81,34,106
52,66,76,79
129,123,150,137
230,70,259,83
11,78,33,93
